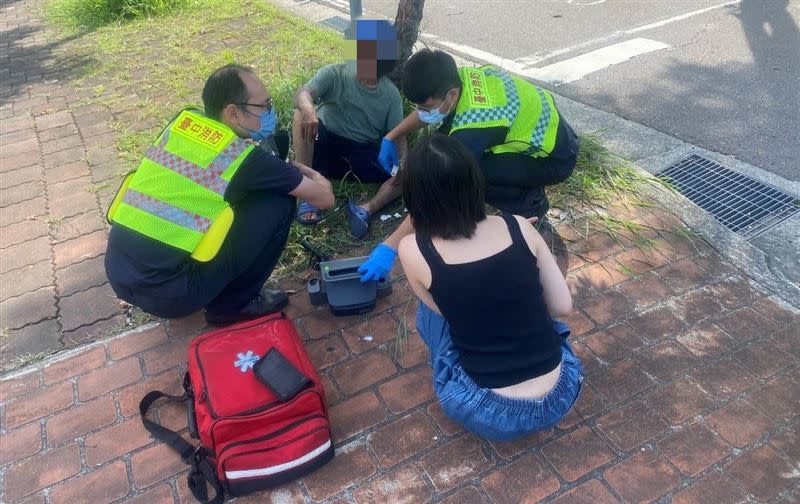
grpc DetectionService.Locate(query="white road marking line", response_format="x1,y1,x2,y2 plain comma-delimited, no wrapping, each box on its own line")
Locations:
567,0,607,5
318,0,349,12
424,34,669,85
424,33,525,72
515,0,741,67
625,0,741,35
524,38,670,85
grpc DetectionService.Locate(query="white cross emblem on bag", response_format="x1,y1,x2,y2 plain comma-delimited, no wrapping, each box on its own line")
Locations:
234,350,259,372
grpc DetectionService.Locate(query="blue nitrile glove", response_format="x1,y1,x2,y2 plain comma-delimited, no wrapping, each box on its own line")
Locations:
378,137,398,175
358,243,398,282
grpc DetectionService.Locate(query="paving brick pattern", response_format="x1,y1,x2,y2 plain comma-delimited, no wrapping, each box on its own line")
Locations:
2,1,799,503
0,0,129,370
0,202,797,504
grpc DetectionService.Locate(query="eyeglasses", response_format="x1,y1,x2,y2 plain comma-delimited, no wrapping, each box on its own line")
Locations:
238,98,273,114
414,102,442,113
415,92,451,113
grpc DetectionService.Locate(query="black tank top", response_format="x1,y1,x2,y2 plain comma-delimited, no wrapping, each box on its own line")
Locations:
417,213,561,388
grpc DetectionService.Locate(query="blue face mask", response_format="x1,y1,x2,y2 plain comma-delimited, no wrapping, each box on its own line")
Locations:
417,107,446,125
247,108,277,142
417,92,454,124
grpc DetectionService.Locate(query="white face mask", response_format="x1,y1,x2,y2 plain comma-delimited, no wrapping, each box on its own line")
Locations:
417,90,455,124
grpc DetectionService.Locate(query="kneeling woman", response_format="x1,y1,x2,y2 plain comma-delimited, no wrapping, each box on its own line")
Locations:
398,134,583,440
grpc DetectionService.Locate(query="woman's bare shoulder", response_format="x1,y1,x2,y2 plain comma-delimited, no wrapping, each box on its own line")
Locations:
398,233,425,267
512,214,543,257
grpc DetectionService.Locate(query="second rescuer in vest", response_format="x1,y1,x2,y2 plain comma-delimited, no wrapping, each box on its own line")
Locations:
379,49,578,220
360,49,579,283
105,65,334,325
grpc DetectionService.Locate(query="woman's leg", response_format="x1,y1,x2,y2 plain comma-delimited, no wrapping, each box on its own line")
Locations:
415,302,459,384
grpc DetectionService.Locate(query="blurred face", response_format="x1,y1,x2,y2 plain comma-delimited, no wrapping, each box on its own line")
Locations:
356,40,378,87
345,19,398,89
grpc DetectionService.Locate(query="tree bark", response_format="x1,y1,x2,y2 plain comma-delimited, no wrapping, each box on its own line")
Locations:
391,0,425,87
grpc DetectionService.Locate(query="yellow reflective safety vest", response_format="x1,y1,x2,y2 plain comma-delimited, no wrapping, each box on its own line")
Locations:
450,65,560,159
106,109,254,262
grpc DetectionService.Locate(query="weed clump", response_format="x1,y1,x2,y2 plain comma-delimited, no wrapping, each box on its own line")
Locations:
46,0,190,29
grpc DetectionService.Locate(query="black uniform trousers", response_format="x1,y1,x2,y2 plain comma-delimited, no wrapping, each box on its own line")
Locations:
110,192,295,319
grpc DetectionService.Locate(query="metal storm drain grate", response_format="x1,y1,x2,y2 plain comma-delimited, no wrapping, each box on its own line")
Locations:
657,154,800,239
319,16,349,32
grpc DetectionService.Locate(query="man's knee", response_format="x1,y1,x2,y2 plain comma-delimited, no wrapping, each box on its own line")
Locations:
237,194,295,242
273,195,296,230
552,158,576,185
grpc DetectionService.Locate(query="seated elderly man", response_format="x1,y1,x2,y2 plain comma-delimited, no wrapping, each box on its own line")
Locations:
292,19,407,239
105,64,334,325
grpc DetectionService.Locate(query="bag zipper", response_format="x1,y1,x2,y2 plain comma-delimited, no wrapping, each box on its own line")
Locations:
216,414,326,459
208,388,323,453
222,426,330,476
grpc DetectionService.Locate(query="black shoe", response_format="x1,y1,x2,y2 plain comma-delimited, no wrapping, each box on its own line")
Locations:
205,289,289,326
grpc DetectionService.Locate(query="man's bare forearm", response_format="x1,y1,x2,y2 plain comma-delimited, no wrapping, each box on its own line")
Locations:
386,111,425,142
294,87,315,111
396,136,409,163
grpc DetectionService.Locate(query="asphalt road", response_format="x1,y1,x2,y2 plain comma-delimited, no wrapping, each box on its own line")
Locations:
355,0,800,181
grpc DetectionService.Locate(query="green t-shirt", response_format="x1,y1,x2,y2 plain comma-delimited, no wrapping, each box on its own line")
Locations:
306,63,403,144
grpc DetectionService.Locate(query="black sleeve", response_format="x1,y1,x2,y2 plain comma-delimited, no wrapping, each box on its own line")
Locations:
449,126,508,164
225,148,303,203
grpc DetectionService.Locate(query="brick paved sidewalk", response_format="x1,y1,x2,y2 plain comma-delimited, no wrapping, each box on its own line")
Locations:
1,1,799,503
0,0,140,370
2,201,798,503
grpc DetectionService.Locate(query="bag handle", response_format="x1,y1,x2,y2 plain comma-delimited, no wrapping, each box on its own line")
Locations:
139,390,224,504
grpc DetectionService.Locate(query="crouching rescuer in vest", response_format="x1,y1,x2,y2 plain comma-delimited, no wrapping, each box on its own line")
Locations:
379,49,578,221
105,64,334,325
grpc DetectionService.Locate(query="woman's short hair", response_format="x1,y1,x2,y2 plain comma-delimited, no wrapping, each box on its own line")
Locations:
401,133,486,239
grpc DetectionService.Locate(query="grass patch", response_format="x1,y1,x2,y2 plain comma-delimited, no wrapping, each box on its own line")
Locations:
102,306,155,337
274,176,407,278
596,216,657,249
44,216,64,230
87,182,112,194
1,351,56,373
51,0,343,175
671,224,703,253
547,136,671,248
392,295,415,361
46,0,191,30
549,136,658,219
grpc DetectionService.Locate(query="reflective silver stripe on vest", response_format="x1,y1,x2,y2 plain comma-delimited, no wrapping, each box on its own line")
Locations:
122,188,211,233
452,68,520,128
207,138,251,174
528,87,552,151
144,129,250,196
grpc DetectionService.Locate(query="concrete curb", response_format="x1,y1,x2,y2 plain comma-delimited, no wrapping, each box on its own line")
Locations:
0,322,163,381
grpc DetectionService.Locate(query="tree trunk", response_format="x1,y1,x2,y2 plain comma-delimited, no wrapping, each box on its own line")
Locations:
391,0,425,87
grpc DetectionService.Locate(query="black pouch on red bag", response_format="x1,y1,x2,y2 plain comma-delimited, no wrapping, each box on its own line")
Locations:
252,347,312,402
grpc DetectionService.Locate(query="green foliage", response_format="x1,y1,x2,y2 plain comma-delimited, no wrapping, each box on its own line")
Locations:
548,135,658,213
46,0,193,29
58,0,342,177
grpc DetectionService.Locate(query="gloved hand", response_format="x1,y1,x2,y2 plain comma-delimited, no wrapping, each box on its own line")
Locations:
378,137,398,175
358,243,398,282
